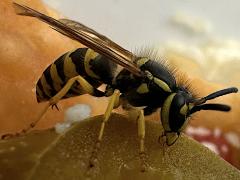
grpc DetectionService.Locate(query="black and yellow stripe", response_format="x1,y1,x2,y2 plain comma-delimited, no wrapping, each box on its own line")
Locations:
36,48,117,102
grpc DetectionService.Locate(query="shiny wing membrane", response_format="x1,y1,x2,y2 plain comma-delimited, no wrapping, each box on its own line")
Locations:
13,2,142,76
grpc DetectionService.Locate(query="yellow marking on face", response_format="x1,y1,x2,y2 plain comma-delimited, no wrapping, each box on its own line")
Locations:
136,57,149,67
161,93,176,131
36,85,44,100
179,117,190,131
189,103,194,111
180,104,188,116
166,132,179,146
154,78,172,92
136,83,149,94
50,63,63,91
64,50,78,78
40,74,52,97
84,49,100,79
180,104,193,131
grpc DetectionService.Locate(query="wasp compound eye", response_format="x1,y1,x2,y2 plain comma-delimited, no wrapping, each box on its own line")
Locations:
161,92,190,134
169,92,189,132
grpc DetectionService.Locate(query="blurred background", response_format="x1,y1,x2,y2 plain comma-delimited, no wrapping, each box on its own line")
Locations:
44,0,240,46
0,0,239,169
44,0,240,87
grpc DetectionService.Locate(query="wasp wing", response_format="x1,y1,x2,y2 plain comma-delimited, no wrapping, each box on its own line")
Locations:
57,19,137,68
13,2,142,76
58,18,134,60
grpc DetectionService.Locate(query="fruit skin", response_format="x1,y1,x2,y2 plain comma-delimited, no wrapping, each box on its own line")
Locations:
186,126,240,169
1,114,240,180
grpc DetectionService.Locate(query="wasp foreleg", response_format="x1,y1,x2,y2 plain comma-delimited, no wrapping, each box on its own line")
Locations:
88,89,120,169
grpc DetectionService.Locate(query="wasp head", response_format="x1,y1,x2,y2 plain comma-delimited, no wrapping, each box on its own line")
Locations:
160,87,238,146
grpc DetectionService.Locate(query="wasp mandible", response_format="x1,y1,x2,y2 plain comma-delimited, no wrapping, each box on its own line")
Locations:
8,2,238,171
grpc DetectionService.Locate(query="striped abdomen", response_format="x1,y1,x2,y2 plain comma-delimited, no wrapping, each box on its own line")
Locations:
36,48,117,102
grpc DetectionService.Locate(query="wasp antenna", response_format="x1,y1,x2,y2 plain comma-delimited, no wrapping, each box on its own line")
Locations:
190,103,231,114
194,87,238,105
204,87,238,101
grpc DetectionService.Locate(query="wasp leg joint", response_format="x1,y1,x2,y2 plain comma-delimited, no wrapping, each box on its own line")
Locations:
49,75,96,105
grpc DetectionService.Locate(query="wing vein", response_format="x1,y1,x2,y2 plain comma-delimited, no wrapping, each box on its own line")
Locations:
13,2,142,76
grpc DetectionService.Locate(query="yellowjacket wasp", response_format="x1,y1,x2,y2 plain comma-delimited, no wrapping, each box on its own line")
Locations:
6,2,238,172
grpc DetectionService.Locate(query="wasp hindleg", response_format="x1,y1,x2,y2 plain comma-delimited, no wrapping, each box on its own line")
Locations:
1,75,101,139
89,89,120,168
1,104,50,139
